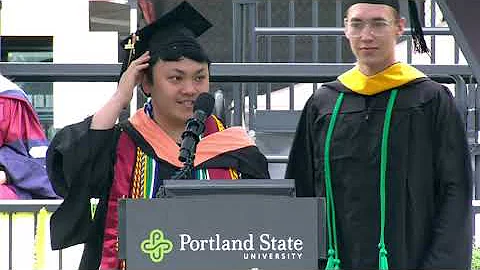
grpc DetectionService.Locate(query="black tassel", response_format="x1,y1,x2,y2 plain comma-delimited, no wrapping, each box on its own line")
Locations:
408,0,430,54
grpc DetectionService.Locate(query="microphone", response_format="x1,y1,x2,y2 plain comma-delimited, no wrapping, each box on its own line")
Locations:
178,92,215,163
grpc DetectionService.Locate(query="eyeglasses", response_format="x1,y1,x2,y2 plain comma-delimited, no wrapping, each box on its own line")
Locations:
344,19,397,37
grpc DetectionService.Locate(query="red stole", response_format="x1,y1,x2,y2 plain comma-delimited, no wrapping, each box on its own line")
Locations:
100,111,256,269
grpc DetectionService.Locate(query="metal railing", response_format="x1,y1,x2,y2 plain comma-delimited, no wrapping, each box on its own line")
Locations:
232,0,474,128
0,61,477,155
0,200,83,270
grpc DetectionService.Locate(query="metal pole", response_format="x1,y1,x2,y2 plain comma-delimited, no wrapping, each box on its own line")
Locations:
248,3,258,130
335,0,343,63
288,1,295,111
312,0,319,94
266,0,272,110
430,0,436,64
476,84,480,199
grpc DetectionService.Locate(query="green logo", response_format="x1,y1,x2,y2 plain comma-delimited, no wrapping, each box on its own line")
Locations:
141,229,173,263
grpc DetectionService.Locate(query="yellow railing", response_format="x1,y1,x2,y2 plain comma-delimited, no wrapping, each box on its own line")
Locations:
0,200,83,270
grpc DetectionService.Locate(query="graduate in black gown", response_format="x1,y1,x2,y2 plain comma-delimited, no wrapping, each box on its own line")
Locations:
286,1,472,269
46,2,269,269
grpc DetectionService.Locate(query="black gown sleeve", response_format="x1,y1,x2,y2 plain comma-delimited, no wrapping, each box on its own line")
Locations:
233,146,270,179
200,146,270,179
46,117,119,249
285,95,317,197
421,87,473,269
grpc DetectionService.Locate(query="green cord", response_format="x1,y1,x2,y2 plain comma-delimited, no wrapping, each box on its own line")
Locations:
378,89,398,270
323,90,398,270
324,92,344,270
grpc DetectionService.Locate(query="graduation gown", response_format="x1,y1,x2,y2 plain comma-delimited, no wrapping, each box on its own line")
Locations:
0,75,58,199
47,109,270,269
286,63,472,270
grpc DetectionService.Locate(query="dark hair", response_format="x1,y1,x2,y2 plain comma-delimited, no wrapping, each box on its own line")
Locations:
145,46,211,83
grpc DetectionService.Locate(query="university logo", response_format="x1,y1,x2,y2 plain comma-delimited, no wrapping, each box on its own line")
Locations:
141,229,173,263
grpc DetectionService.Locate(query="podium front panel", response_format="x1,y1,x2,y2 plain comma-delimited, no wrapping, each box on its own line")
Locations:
119,196,325,270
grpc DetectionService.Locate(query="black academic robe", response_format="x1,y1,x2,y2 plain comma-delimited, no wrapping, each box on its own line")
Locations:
46,116,270,269
286,78,472,270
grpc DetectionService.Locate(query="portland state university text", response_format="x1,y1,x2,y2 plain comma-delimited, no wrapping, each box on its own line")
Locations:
179,233,304,260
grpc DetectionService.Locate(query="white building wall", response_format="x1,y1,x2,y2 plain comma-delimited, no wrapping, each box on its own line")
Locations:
53,32,118,128
1,0,119,129
1,0,89,35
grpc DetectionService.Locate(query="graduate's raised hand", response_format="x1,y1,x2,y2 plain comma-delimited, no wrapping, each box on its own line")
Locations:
91,51,150,130
117,51,150,108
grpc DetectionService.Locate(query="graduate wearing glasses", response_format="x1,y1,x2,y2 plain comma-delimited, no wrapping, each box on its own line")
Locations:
286,1,472,269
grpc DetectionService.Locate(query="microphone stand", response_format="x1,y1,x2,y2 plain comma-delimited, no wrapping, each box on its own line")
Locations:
172,154,194,180
172,116,204,180
155,92,213,198
155,127,198,198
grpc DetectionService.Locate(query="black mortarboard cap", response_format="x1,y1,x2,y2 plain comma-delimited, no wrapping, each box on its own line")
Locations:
344,0,430,54
120,1,213,76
